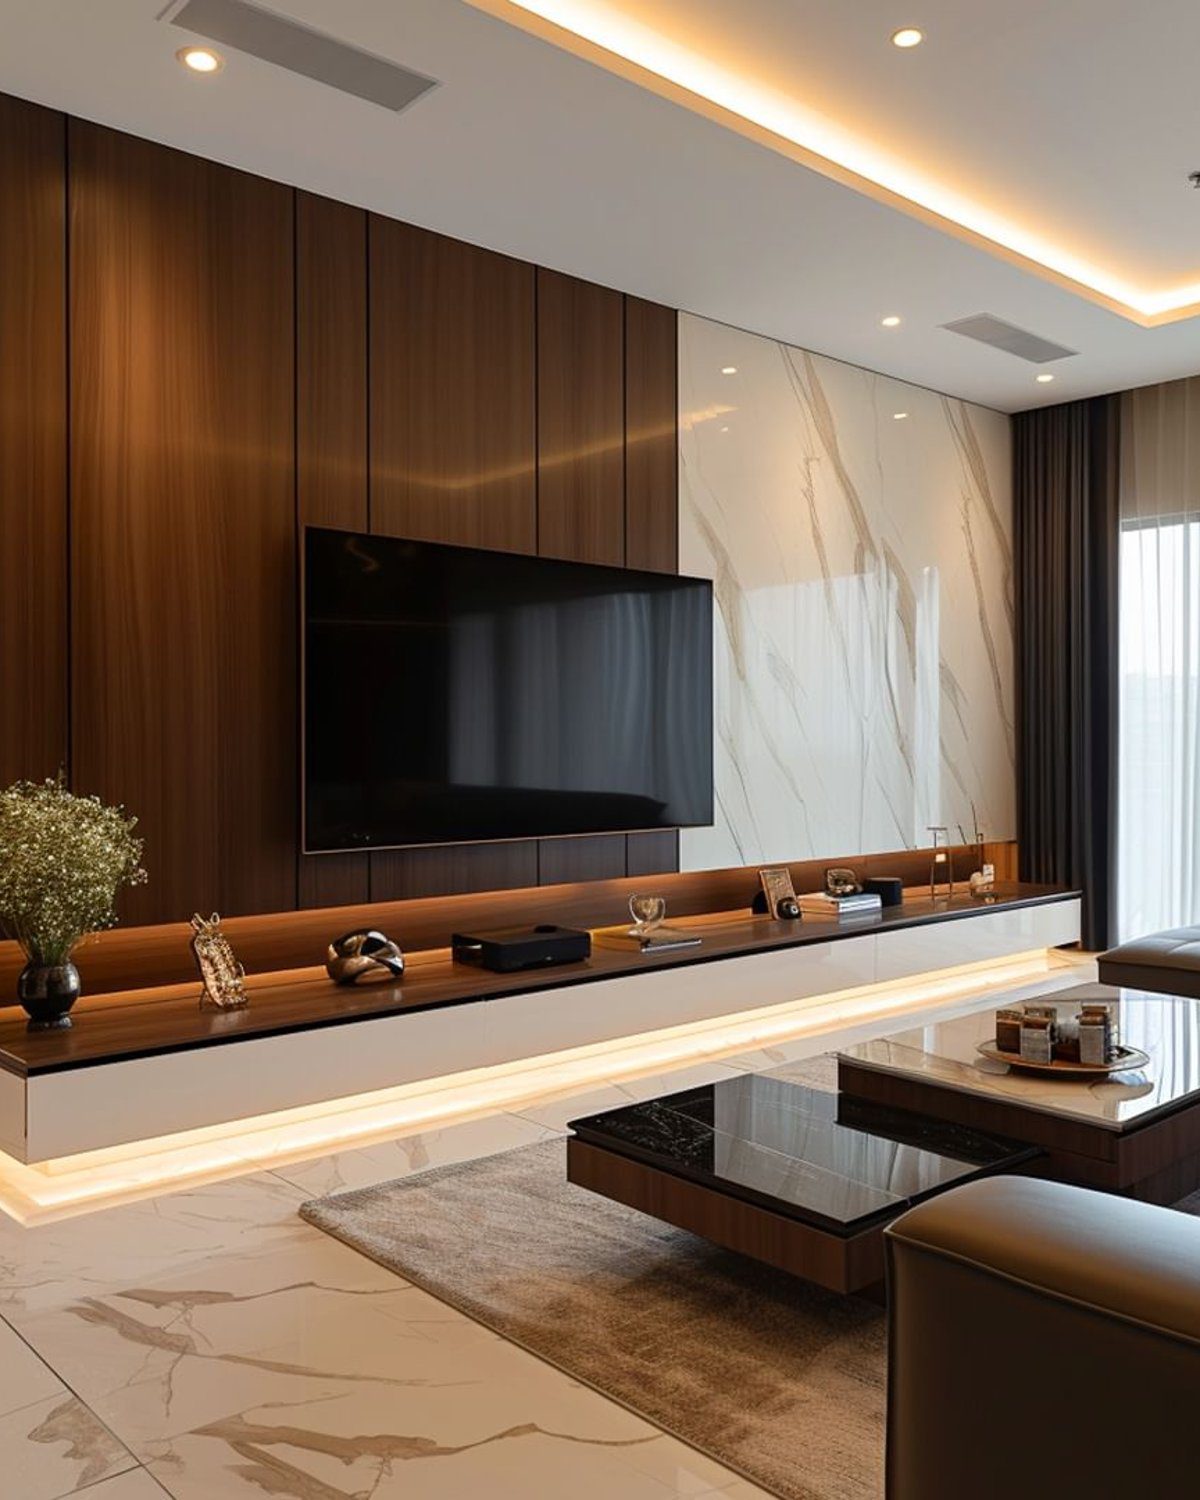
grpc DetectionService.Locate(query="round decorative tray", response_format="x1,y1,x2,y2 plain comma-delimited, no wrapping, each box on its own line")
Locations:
976,1040,1151,1077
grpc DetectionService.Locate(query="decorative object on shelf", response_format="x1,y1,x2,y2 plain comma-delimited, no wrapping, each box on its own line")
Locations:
451,924,591,973
824,867,861,897
981,998,1139,1076
756,867,800,919
325,929,405,986
628,893,667,938
976,1038,1149,1077
863,876,903,908
798,890,882,919
926,826,953,900
190,912,249,1011
0,775,146,1030
595,917,702,953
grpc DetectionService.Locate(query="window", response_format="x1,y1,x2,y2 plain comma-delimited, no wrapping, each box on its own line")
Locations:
1118,515,1200,939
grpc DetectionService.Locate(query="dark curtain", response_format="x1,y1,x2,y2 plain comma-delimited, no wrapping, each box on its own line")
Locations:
1013,396,1119,951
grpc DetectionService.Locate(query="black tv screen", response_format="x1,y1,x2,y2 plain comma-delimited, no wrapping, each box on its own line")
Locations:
303,527,713,853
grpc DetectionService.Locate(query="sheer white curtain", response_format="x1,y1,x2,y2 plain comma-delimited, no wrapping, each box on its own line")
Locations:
1118,379,1200,940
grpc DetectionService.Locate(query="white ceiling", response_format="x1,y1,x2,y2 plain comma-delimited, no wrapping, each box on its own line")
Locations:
3,0,1200,413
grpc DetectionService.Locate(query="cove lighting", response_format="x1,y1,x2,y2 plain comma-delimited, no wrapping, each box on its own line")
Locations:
0,948,1062,1225
177,45,224,73
891,27,924,49
465,1,1200,324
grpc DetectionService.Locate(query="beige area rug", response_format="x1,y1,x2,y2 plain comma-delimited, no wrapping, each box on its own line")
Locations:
301,1136,886,1500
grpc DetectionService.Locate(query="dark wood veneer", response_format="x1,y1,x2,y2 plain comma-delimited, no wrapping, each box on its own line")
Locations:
0,882,1071,1077
369,218,536,552
838,1045,1200,1205
367,218,540,902
0,842,1023,999
296,190,370,909
69,122,297,924
567,1137,884,1293
624,295,678,574
0,95,67,787
536,268,625,566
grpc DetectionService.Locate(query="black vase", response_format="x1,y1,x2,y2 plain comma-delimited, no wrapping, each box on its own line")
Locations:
17,960,81,1031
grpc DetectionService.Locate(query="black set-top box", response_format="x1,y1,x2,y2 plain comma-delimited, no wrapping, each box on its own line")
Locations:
451,924,592,974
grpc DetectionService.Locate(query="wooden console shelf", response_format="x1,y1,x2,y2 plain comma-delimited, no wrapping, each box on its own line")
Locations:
0,884,1074,1078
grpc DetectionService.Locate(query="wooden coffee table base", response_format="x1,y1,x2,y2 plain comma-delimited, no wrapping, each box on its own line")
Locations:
567,1137,886,1295
837,1059,1200,1206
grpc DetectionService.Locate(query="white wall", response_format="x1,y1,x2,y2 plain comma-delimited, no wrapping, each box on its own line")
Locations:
679,313,1015,871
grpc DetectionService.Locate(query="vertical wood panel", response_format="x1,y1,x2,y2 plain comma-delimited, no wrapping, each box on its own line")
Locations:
537,270,628,882
624,296,678,573
369,217,539,900
70,123,296,924
296,191,370,909
624,296,681,877
0,96,67,787
370,217,536,550
627,830,679,878
539,835,628,887
536,269,625,565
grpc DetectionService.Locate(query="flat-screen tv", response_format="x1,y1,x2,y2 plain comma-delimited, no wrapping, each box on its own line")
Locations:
302,527,714,853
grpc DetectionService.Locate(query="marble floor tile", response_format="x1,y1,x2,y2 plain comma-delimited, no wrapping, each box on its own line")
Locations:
75,1470,171,1498
510,1081,638,1132
0,1172,309,1320
0,1315,66,1416
619,1432,772,1496
0,1390,134,1499
268,1111,554,1197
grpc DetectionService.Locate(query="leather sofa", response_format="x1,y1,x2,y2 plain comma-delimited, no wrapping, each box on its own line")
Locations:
884,1176,1200,1499
1098,924,1200,998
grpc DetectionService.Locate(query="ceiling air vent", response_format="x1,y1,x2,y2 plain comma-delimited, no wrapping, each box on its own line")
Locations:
167,0,438,112
941,314,1077,365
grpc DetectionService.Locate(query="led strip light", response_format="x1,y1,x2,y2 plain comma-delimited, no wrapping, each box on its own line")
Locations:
0,949,1064,1225
466,0,1200,326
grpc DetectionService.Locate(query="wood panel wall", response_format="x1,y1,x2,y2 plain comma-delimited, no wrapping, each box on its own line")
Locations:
69,123,296,925
0,93,681,928
0,96,67,788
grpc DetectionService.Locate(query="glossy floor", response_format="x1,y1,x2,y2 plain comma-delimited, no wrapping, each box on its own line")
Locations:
0,962,1094,1499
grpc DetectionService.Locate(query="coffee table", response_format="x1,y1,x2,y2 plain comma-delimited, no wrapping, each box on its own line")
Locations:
836,982,1200,1204
567,1072,1035,1294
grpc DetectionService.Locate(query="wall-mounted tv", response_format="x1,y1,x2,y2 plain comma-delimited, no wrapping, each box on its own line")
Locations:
302,527,714,853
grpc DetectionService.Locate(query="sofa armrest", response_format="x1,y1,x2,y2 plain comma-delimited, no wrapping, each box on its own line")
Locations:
885,1177,1200,1500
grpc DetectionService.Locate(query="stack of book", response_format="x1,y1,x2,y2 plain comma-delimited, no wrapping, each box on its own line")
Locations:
797,892,883,919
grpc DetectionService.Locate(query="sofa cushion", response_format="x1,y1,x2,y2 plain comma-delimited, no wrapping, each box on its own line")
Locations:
1098,925,1200,997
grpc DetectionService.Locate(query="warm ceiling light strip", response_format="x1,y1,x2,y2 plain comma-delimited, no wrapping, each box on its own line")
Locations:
466,0,1200,327
0,949,1059,1225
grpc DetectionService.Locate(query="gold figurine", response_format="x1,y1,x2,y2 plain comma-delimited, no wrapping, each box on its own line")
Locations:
190,912,249,1011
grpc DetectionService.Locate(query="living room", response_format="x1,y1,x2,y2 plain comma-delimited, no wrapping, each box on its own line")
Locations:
0,4,1196,1498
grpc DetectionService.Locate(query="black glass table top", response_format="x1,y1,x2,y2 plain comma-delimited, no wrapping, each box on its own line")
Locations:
569,1070,1037,1236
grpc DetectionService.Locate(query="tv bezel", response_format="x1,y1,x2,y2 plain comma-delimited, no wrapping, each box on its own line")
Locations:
300,525,715,856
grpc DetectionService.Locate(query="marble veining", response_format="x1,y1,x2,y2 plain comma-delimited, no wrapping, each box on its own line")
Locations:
679,313,1015,869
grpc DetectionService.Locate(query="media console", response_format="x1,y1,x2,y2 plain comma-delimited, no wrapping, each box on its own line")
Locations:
0,883,1079,1169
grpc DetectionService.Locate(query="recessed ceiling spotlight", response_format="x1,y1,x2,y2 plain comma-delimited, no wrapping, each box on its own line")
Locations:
881,315,901,328
721,365,738,375
891,27,924,48
1035,373,1055,383
893,411,909,420
176,45,224,74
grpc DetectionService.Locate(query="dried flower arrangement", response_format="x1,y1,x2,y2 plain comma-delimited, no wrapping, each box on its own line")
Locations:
0,777,147,967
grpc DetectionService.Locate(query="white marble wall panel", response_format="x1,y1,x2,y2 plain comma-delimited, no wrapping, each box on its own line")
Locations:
679,313,1015,871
